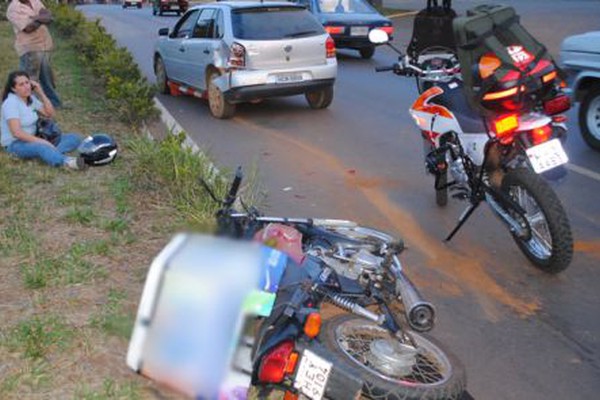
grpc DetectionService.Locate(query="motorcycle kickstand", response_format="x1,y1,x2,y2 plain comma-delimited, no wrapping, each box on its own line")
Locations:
444,200,481,242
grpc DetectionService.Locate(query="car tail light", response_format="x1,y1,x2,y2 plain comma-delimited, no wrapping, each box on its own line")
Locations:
492,113,519,144
379,26,394,36
543,95,571,115
228,42,246,69
258,341,298,383
531,125,552,145
324,26,344,35
326,36,336,59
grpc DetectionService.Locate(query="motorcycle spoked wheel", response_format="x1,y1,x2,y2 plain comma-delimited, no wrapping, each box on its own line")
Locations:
501,168,573,273
321,315,466,400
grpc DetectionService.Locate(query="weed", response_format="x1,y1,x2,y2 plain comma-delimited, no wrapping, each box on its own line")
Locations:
76,378,141,400
110,176,132,215
4,316,73,360
90,289,133,339
65,207,97,226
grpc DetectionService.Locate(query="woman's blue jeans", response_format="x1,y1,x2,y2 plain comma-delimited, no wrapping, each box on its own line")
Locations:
6,133,82,167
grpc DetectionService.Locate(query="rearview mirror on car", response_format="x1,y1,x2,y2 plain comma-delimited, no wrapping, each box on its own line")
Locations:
369,29,389,44
158,27,169,36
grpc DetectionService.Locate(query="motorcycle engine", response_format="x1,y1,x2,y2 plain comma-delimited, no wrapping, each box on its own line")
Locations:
307,246,382,282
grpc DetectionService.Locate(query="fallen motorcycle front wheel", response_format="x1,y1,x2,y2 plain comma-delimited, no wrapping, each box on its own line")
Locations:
320,315,467,400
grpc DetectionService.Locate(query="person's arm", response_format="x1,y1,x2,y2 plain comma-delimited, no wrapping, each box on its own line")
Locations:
7,118,52,146
31,80,55,119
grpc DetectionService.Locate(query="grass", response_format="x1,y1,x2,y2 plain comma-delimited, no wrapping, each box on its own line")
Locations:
0,18,236,398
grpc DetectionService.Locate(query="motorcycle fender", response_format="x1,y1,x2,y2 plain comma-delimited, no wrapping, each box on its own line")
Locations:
295,340,364,400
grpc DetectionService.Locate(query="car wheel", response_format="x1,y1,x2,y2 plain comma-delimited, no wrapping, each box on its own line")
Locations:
154,56,170,95
579,85,600,151
305,86,334,109
137,3,141,8
152,7,157,15
359,46,375,59
122,4,126,8
207,71,236,119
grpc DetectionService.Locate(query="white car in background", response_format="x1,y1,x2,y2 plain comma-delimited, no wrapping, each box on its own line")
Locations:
153,1,338,119
123,0,143,9
560,31,600,151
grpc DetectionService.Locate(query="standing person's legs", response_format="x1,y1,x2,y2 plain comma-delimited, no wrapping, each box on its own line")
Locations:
19,51,41,82
39,52,62,108
7,140,66,167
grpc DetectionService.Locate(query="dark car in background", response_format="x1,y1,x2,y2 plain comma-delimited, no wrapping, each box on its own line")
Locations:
560,31,600,151
294,0,393,59
152,0,189,16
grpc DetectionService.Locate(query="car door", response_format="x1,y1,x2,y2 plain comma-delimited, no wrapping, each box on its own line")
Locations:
161,9,201,85
183,8,225,90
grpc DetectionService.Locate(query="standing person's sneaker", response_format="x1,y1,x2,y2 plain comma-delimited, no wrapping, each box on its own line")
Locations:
63,156,87,170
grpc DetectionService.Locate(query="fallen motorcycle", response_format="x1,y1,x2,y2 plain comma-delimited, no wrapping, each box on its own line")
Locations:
369,6,573,273
202,168,467,400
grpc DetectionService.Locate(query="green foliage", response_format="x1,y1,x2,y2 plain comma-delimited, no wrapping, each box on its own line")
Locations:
75,378,141,400
106,75,158,127
90,289,134,339
3,316,73,360
50,4,86,37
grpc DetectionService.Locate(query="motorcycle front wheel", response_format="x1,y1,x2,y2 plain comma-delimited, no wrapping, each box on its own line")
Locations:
501,168,573,273
321,315,466,400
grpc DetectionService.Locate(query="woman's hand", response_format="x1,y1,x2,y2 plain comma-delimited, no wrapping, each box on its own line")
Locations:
30,80,42,95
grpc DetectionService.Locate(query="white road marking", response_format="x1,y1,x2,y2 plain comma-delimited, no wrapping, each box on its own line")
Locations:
566,163,600,182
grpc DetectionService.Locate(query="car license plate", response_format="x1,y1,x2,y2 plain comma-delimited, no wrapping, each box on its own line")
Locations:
526,138,569,173
293,349,332,400
276,73,304,84
350,26,369,36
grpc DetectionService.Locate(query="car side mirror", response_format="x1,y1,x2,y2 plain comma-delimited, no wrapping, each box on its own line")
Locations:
158,27,169,36
369,29,389,44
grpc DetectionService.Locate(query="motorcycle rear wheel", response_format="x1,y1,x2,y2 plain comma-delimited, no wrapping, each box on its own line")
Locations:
501,168,573,273
321,315,466,400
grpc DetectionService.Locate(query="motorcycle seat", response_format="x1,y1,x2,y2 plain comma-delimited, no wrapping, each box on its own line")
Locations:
430,79,487,134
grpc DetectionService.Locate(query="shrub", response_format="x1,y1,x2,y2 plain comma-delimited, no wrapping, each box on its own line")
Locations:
49,4,86,37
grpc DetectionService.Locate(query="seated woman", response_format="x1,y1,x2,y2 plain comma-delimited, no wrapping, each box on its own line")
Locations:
1,70,85,170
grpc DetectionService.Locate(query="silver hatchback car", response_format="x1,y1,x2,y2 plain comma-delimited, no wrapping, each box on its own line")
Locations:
154,1,338,119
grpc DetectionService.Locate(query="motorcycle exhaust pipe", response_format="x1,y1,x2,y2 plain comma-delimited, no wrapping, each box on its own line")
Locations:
394,269,435,332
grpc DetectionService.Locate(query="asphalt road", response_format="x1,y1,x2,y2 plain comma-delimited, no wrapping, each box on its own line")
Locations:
79,2,600,399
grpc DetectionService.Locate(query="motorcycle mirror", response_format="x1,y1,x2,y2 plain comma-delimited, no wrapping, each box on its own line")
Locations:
369,29,389,44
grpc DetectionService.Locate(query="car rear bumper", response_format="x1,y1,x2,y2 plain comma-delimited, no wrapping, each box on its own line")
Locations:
332,36,392,49
224,78,335,103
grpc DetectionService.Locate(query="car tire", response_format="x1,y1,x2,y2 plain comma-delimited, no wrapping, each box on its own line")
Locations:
207,71,236,119
578,84,600,151
154,56,170,95
305,86,334,109
122,4,126,8
359,46,375,59
137,3,141,8
152,7,157,15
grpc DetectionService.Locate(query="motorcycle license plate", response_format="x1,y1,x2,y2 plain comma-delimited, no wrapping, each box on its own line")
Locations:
525,139,569,174
293,349,332,400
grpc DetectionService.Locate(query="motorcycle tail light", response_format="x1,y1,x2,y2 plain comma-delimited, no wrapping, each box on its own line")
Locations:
326,36,336,58
228,42,246,69
544,95,571,115
531,125,553,145
492,113,519,143
303,312,321,339
258,341,297,383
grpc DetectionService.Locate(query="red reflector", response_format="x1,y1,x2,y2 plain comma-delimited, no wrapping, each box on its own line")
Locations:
552,115,568,123
542,71,557,83
326,36,336,58
544,95,571,115
325,26,344,35
483,86,518,101
493,114,519,139
531,125,552,145
258,341,295,383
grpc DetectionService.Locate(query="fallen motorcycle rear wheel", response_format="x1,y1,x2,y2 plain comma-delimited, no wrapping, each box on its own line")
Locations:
321,315,467,400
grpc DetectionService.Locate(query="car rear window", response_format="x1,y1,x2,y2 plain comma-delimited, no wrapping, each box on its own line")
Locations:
232,7,325,40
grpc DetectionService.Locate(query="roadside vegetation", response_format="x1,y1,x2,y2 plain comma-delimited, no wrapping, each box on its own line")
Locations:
0,5,241,398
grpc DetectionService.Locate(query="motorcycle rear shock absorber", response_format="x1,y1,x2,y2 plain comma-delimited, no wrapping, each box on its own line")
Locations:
325,293,385,325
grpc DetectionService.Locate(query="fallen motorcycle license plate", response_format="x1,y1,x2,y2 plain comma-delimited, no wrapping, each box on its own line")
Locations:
293,349,332,400
526,138,569,174
350,26,369,36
